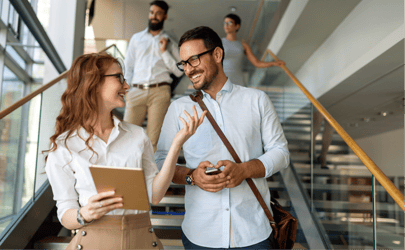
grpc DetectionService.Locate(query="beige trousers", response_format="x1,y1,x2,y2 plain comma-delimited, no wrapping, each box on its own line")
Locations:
66,213,163,249
124,85,171,151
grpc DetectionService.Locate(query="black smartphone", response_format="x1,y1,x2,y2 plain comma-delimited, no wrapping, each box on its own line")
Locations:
205,167,221,175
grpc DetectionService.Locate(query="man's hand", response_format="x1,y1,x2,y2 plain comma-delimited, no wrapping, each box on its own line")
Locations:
215,160,247,188
159,37,169,52
193,161,229,192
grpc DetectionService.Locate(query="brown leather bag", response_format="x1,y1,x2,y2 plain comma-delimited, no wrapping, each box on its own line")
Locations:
190,91,298,249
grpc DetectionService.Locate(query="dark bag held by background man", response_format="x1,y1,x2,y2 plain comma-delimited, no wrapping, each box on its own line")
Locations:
190,91,298,249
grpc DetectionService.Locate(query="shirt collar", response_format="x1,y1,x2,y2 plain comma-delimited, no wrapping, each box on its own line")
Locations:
144,27,165,37
114,116,130,132
201,78,234,99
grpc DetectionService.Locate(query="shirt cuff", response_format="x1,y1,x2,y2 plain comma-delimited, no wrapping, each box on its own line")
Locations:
256,156,273,178
56,200,80,223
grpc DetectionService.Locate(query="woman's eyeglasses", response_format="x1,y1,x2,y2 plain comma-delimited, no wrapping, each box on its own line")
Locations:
176,48,215,71
224,21,235,26
103,73,126,84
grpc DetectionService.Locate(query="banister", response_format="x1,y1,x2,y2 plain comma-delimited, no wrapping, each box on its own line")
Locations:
247,0,265,43
0,44,117,120
263,49,405,211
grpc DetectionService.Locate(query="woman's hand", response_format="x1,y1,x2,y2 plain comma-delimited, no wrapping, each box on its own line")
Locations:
80,191,123,222
173,105,207,147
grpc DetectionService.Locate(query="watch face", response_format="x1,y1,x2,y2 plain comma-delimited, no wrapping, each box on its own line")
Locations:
185,175,193,185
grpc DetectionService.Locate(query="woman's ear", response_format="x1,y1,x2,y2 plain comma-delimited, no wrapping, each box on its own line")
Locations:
213,47,224,64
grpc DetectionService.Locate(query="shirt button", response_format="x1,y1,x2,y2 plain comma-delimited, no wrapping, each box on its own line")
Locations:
81,231,86,236
226,208,229,211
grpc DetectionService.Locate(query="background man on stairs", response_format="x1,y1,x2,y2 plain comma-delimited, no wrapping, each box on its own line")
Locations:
123,0,183,151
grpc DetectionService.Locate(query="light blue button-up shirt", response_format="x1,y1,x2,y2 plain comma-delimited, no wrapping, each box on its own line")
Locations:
155,80,290,248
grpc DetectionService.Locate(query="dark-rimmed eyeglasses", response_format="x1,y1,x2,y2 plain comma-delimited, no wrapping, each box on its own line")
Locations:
176,48,215,71
103,73,126,84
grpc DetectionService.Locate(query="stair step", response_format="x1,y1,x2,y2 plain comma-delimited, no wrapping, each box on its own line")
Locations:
34,236,70,249
34,236,185,249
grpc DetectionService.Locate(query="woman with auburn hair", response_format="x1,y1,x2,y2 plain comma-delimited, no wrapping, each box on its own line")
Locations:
222,13,285,86
45,52,206,249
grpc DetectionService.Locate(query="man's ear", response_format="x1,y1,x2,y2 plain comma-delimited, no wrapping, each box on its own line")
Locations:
213,47,224,64
164,14,167,21
235,24,240,32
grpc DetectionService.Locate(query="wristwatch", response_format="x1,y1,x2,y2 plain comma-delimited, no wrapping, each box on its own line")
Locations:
77,208,93,226
185,169,195,185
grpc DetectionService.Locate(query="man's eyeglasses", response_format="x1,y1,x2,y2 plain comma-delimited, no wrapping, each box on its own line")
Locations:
176,48,215,71
103,73,126,84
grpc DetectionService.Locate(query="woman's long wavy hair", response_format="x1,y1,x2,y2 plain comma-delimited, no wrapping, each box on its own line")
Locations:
46,52,121,160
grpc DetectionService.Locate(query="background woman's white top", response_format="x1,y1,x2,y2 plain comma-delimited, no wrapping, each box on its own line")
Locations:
222,37,246,87
45,116,158,223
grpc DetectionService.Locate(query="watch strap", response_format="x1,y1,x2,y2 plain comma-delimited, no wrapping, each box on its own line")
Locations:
186,169,195,185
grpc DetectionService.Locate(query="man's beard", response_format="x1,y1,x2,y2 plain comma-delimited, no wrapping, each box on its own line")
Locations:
192,66,219,91
148,19,164,31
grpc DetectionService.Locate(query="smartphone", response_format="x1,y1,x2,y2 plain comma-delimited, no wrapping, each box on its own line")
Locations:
205,167,221,175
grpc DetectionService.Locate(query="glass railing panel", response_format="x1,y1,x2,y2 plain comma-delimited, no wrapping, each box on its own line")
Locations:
375,178,404,249
0,105,25,231
0,85,42,238
34,78,66,194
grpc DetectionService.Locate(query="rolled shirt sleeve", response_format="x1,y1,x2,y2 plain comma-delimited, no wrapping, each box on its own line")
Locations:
45,146,80,223
256,92,290,177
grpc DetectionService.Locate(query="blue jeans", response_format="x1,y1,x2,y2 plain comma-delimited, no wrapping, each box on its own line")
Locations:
181,230,275,249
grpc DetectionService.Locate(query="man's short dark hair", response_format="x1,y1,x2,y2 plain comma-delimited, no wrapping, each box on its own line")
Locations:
179,26,225,65
225,13,241,32
150,0,169,14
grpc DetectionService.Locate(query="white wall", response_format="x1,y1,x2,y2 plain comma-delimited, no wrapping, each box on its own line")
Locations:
356,128,404,177
35,0,86,191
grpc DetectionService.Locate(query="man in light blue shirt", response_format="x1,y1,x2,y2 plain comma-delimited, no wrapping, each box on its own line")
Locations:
155,26,290,249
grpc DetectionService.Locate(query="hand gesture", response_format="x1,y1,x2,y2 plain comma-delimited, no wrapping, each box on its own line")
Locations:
159,37,169,52
173,105,206,147
274,60,285,67
215,160,247,188
192,161,229,192
79,191,123,222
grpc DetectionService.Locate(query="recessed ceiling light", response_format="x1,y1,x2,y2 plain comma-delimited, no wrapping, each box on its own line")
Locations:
378,111,392,117
230,6,237,12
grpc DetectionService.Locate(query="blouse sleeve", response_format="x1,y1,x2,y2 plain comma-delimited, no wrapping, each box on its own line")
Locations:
45,146,80,223
141,132,159,203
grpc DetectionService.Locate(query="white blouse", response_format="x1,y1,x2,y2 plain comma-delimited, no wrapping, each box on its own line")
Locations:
45,117,158,223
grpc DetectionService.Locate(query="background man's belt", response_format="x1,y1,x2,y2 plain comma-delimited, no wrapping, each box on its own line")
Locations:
132,82,170,89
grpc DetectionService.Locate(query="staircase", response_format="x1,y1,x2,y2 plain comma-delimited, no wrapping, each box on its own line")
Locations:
266,89,404,249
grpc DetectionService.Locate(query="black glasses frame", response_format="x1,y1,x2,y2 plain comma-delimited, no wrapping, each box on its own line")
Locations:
176,48,215,71
103,73,126,84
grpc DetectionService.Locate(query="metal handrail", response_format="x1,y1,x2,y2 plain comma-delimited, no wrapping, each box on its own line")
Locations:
262,49,405,211
0,44,117,120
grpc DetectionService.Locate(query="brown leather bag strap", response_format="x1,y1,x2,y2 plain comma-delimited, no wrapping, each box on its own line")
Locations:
189,91,277,227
